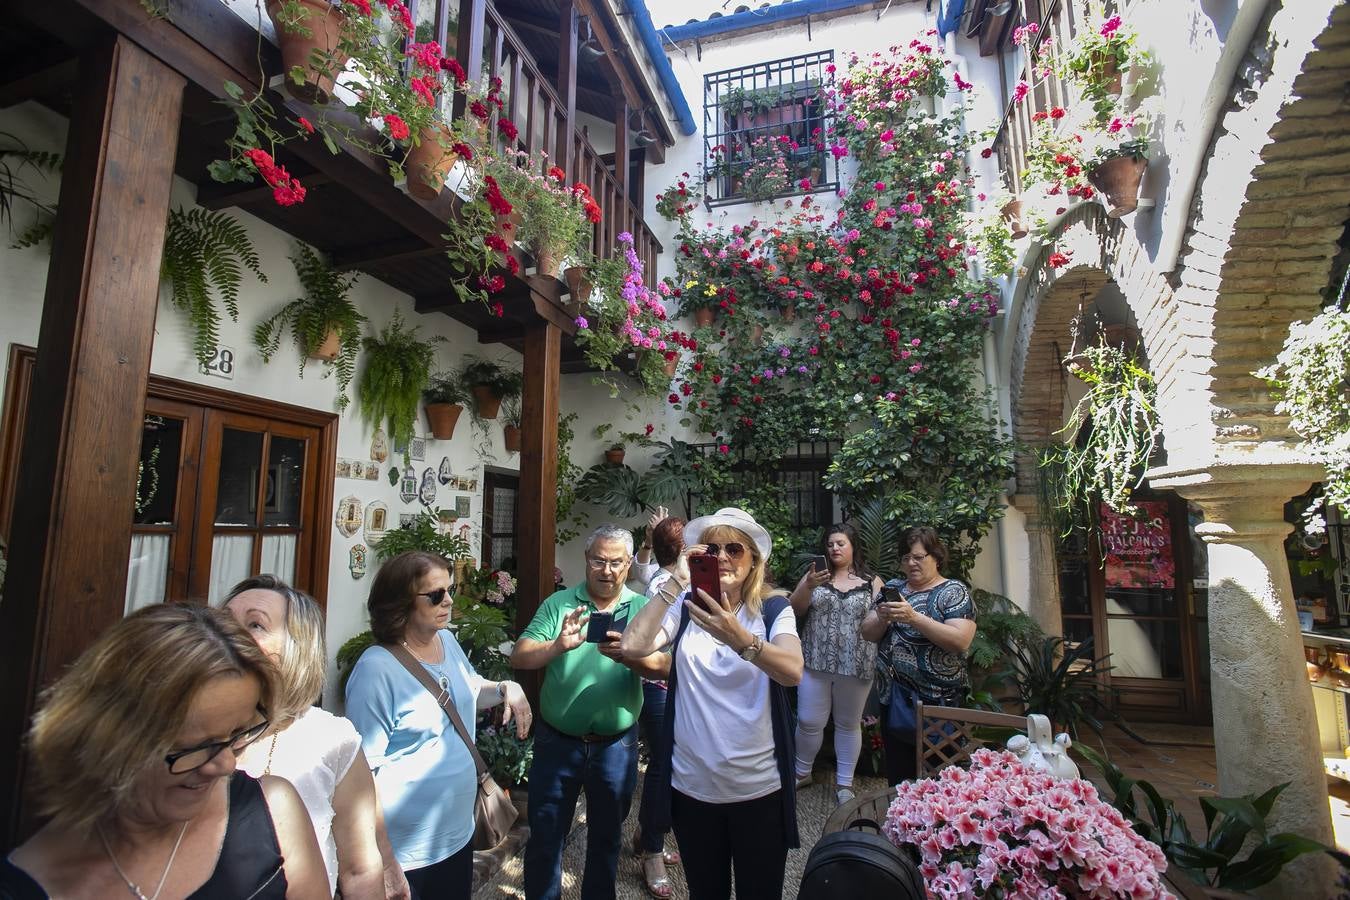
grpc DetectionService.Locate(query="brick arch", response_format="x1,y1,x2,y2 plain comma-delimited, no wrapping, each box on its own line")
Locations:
1170,0,1350,463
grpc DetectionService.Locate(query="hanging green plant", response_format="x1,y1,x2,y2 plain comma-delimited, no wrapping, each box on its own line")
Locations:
0,132,60,250
254,244,367,411
1052,343,1160,522
161,208,268,370
357,312,446,454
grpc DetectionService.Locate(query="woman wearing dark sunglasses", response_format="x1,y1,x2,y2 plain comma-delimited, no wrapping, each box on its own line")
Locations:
345,551,530,899
0,603,329,899
621,508,803,900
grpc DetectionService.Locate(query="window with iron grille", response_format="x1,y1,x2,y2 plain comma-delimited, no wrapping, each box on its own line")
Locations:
685,440,840,531
703,52,837,207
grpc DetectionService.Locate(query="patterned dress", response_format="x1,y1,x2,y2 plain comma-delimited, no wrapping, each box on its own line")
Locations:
800,580,877,681
875,578,974,703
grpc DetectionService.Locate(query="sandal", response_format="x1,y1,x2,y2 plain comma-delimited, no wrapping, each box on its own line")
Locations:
637,851,674,899
631,830,682,867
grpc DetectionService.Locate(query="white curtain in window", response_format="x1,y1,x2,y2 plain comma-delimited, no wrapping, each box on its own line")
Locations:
125,534,171,614
209,534,254,605
260,534,298,584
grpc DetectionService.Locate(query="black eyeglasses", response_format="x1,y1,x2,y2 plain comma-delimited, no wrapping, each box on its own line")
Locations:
704,542,747,561
417,587,454,606
164,717,270,774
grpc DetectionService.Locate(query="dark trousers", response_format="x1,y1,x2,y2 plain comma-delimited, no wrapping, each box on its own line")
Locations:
405,840,473,900
670,789,788,900
524,721,639,900
636,680,671,853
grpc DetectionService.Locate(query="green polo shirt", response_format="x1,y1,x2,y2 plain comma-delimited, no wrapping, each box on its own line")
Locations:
521,582,648,736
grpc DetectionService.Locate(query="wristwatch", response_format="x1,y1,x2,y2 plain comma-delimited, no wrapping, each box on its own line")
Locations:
738,635,764,662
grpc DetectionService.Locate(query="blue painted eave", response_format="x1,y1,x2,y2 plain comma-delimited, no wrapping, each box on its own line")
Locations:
659,0,880,43
626,0,698,136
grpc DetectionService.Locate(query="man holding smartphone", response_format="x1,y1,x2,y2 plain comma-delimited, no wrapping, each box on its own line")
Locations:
512,524,671,900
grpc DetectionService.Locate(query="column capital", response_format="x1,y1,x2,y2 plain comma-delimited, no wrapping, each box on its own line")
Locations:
1149,462,1323,543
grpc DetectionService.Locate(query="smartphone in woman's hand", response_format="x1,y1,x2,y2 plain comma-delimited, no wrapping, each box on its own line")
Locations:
809,555,829,573
688,553,722,613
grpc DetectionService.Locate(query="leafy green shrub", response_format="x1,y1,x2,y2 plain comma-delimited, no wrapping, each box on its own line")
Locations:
357,312,444,452
1000,634,1113,738
374,510,472,563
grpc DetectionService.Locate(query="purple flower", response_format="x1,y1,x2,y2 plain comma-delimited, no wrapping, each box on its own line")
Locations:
574,316,589,329
778,346,791,357
796,365,809,374
617,230,634,243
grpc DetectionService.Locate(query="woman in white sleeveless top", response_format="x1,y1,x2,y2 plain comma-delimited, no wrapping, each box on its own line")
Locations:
224,575,410,900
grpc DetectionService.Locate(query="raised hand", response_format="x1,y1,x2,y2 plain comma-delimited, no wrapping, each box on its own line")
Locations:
795,566,831,593
555,604,590,653
686,588,752,651
647,505,670,533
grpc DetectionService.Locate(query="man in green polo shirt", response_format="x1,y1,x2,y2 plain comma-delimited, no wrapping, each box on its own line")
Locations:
512,524,670,900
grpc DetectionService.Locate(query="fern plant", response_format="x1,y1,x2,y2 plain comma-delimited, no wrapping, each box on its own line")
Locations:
0,132,61,249
848,495,902,580
358,312,446,453
161,208,267,369
254,245,367,411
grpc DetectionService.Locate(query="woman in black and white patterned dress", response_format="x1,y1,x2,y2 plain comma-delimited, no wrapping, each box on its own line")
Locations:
788,523,883,806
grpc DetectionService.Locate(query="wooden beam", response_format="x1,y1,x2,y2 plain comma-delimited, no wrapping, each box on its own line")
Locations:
331,235,446,271
196,170,334,209
513,320,561,709
0,55,78,109
0,35,184,845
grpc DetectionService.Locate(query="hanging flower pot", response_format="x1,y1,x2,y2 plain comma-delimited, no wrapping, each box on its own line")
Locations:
533,247,560,279
309,328,341,361
1087,155,1147,218
999,198,1029,240
266,0,349,105
563,266,593,303
1101,323,1141,355
781,304,796,323
1094,58,1124,97
694,307,716,328
472,384,502,419
604,446,625,465
503,424,522,453
496,210,523,243
404,125,458,201
424,402,463,440
662,355,679,378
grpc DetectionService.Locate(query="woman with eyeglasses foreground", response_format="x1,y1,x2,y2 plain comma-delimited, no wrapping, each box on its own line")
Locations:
621,508,803,900
222,575,409,900
860,526,977,786
344,551,530,899
0,603,329,899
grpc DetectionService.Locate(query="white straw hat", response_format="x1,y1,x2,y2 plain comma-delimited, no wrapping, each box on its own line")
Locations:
683,507,772,562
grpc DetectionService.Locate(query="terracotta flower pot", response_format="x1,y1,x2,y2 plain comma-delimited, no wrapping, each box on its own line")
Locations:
1101,323,1140,355
999,198,1029,240
604,448,625,465
1063,352,1093,381
781,304,796,323
309,328,340,361
694,307,715,328
1087,155,1147,218
750,324,764,345
532,248,560,279
424,402,463,440
472,384,502,419
405,125,457,200
266,0,349,104
563,266,593,303
496,210,523,243
1095,58,1124,97
503,424,522,453
662,355,679,378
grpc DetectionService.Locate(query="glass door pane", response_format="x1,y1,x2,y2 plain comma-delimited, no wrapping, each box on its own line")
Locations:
261,534,297,582
125,533,172,613
215,428,265,526
264,436,306,528
135,415,183,526
208,534,255,604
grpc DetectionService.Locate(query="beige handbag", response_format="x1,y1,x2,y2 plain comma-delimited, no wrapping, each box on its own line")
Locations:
388,644,519,850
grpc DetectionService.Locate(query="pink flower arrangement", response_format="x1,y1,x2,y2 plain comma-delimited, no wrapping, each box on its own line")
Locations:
884,749,1171,899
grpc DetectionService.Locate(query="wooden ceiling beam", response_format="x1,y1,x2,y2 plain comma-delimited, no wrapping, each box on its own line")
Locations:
0,55,77,109
331,236,447,271
196,171,334,210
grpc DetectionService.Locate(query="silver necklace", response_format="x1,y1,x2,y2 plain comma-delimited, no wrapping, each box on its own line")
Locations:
403,639,450,690
97,820,190,900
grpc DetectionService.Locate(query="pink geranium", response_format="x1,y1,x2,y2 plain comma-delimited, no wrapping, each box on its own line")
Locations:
884,749,1171,899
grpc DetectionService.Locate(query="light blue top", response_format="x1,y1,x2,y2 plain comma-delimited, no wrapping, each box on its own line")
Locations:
345,630,479,869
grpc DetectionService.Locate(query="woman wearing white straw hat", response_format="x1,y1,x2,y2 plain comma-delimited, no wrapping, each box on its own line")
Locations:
621,507,803,900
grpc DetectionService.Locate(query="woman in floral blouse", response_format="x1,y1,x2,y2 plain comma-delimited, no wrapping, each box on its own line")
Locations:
861,526,976,785
788,523,884,806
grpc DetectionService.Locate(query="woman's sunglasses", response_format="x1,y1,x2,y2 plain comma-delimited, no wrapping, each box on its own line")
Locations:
703,542,747,561
417,587,454,606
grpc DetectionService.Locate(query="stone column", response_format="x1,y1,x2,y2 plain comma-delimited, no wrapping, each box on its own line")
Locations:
1152,462,1335,893
1011,494,1064,638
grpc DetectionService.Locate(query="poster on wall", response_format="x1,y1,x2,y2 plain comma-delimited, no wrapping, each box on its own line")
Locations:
1100,501,1174,590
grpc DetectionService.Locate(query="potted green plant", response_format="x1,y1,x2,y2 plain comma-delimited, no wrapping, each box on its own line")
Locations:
423,371,469,441
490,152,597,278
1086,138,1149,218
265,0,350,104
356,312,446,452
604,441,626,465
1059,12,1143,124
254,244,367,411
501,396,522,453
459,357,522,420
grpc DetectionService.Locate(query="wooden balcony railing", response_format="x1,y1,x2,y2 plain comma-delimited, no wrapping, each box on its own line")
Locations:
990,0,1137,198
418,0,662,287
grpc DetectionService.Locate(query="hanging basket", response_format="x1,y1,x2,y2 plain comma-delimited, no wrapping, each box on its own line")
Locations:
425,402,463,440
266,0,349,105
1087,155,1147,218
503,424,522,453
472,384,502,419
1000,198,1029,240
563,266,593,304
309,328,340,361
405,125,457,200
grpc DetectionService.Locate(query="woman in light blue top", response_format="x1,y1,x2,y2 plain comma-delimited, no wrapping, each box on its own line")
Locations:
346,550,531,899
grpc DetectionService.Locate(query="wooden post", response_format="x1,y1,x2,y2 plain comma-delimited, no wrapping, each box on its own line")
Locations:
0,36,184,845
556,0,578,178
513,321,561,706
453,0,486,121
614,100,629,199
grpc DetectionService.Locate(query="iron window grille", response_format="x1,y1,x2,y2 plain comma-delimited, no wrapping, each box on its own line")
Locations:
703,51,837,208
685,439,840,531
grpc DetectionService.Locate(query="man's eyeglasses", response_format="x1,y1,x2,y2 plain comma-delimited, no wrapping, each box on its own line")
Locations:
417,587,454,606
586,557,630,572
164,717,270,774
901,553,931,565
704,542,747,561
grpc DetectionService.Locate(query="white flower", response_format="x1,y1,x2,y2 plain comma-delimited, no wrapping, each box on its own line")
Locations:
852,392,864,403
495,641,515,656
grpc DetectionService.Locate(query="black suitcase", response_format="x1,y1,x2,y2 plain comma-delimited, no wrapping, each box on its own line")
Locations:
797,818,925,899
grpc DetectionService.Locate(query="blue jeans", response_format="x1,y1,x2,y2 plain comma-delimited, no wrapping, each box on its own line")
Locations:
524,721,639,900
636,680,671,853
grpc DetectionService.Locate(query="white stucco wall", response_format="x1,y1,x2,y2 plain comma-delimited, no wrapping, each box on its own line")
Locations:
0,100,521,711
